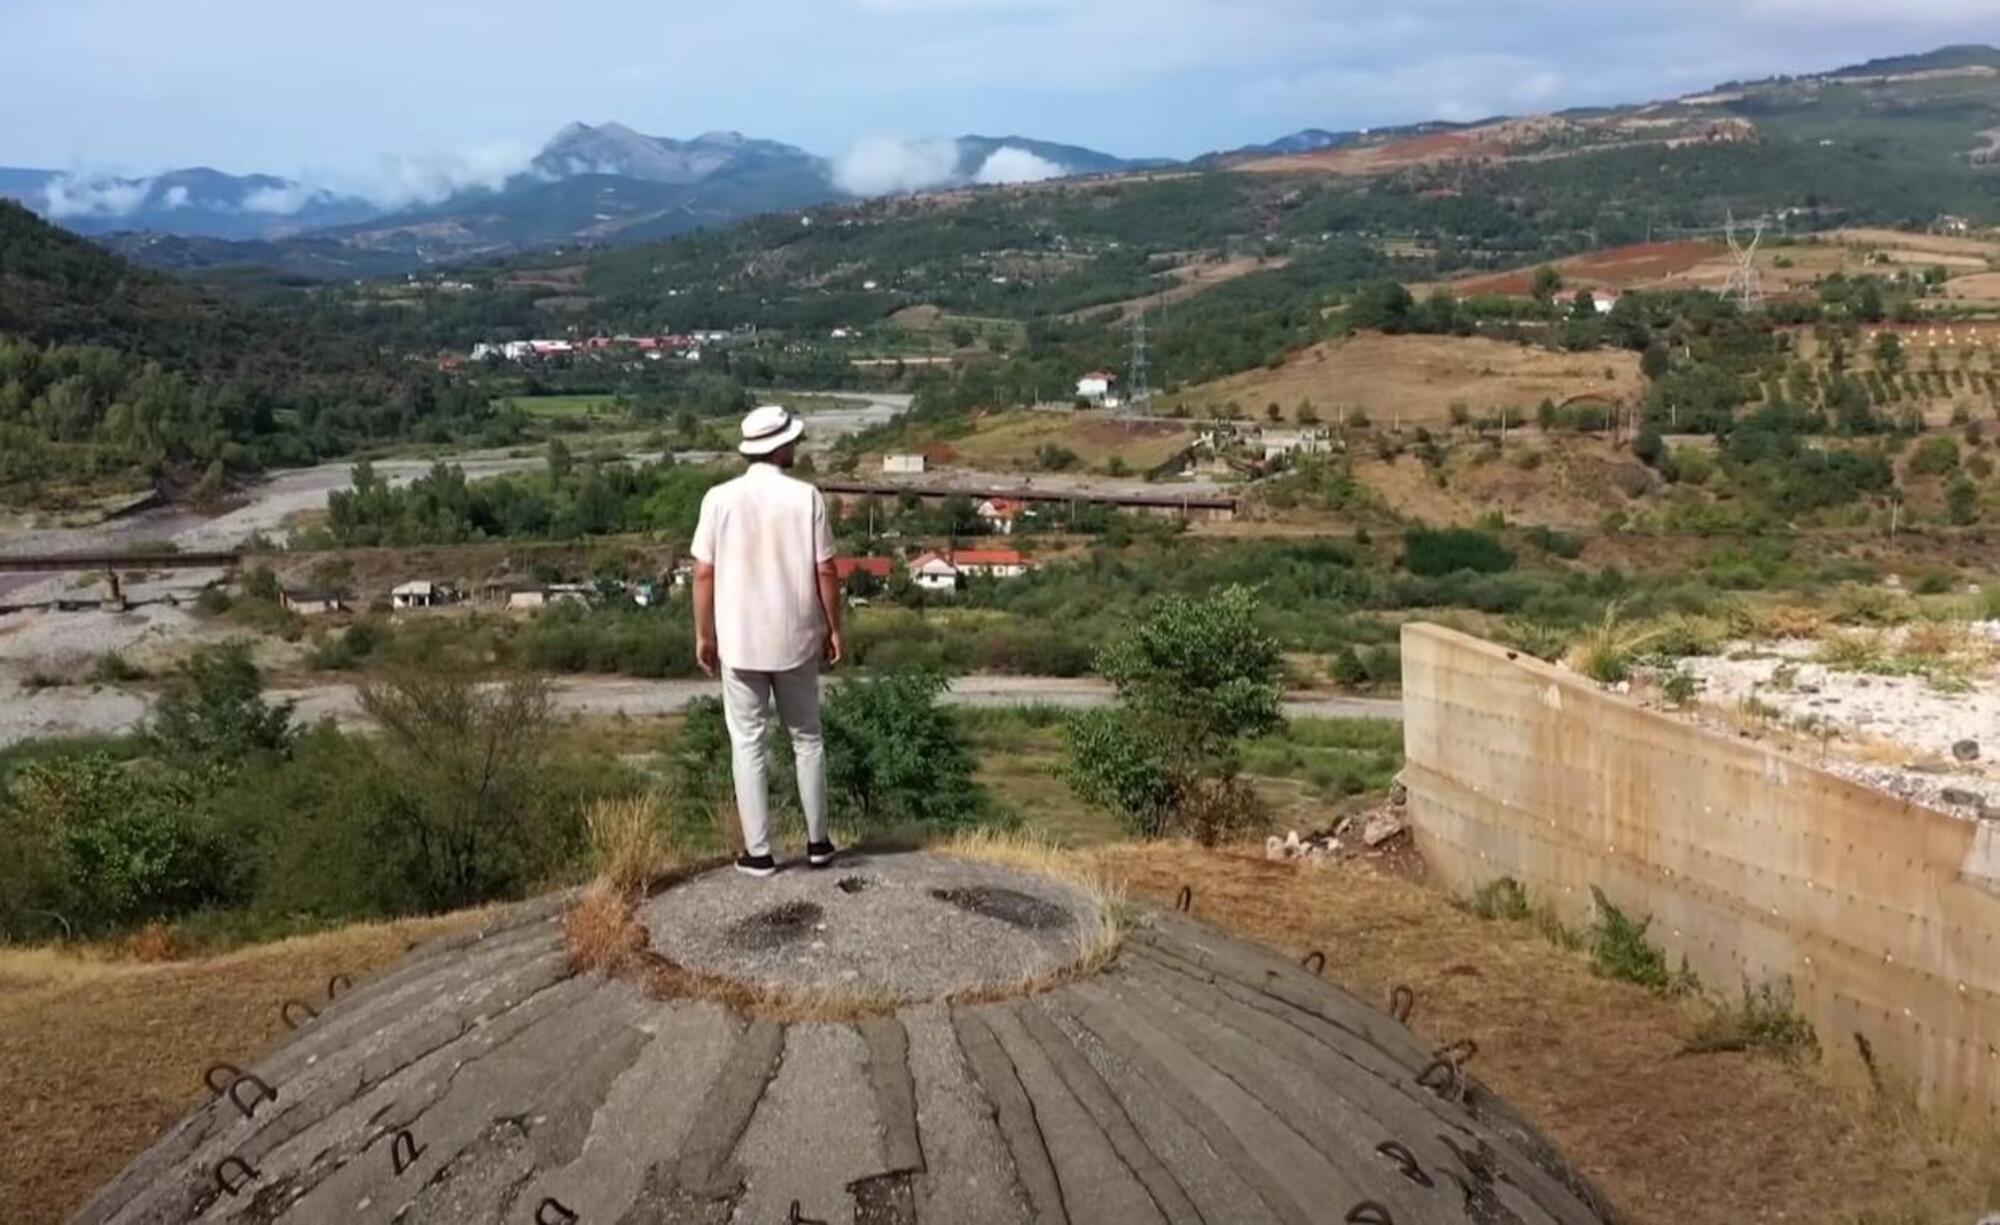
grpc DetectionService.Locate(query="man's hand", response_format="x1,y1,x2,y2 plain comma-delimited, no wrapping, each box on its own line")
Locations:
696,634,720,677
825,628,845,667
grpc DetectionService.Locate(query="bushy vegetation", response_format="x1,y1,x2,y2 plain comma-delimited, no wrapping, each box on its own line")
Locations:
663,668,996,848
0,646,633,942
1064,586,1284,842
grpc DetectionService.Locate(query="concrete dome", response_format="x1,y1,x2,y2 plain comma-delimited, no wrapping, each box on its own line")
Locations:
74,851,1617,1224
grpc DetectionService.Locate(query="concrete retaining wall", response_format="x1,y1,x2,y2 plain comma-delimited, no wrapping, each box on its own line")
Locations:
1400,622,2000,1120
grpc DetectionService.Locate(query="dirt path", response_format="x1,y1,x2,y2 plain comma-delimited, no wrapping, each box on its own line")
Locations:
1099,843,1996,1224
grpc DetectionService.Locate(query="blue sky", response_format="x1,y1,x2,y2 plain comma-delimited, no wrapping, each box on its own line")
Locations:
2,0,1994,203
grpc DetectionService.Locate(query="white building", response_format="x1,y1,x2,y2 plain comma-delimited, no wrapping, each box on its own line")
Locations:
1256,427,1333,461
1589,290,1620,316
910,553,962,592
391,580,454,609
883,454,927,475
912,550,1034,590
974,498,1024,535
1076,371,1116,403
281,587,344,616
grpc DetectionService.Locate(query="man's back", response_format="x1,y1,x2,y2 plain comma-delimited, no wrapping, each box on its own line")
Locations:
691,464,835,671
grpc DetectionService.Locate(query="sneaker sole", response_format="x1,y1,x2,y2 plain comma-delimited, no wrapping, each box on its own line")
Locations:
735,863,777,878
808,853,836,867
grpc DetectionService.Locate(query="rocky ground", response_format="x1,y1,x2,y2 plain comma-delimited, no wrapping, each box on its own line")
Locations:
1675,625,1999,821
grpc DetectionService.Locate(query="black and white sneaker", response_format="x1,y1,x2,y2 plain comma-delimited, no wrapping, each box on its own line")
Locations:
735,852,777,878
806,840,838,868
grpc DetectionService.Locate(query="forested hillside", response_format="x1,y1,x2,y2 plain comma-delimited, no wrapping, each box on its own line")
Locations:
0,202,494,507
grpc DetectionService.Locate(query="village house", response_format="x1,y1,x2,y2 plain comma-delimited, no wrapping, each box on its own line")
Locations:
391,579,455,610
1075,371,1117,404
281,586,344,616
503,583,548,610
883,453,927,475
910,553,962,592
1254,425,1333,461
911,549,1035,591
1588,290,1620,315
975,497,1026,535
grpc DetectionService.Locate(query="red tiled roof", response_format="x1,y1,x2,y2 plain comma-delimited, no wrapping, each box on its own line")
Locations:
951,549,1031,567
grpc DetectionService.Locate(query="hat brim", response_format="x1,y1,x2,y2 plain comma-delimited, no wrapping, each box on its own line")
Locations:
738,416,805,456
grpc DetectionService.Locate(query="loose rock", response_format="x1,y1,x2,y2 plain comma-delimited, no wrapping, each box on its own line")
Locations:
1953,738,1981,764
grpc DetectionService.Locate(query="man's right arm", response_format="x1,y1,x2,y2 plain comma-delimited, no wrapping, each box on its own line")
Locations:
691,493,719,676
693,562,719,676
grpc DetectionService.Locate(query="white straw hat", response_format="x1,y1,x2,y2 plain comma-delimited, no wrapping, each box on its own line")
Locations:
738,404,805,456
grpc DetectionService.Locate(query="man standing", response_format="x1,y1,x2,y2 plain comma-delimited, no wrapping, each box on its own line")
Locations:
692,405,844,877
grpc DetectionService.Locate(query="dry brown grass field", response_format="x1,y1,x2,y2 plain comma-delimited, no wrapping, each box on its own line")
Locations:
888,408,1196,472
1172,332,1641,426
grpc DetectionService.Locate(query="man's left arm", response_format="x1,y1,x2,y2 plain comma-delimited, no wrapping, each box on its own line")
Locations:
812,492,843,666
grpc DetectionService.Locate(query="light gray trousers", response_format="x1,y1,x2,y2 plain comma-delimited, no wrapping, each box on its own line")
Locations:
720,663,828,857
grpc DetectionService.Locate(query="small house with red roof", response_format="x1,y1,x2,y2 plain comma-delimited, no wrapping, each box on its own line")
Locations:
975,497,1026,535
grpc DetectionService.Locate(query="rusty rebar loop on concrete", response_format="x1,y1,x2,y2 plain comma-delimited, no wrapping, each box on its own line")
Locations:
1175,884,1193,913
1302,949,1327,975
226,1072,278,1120
389,1129,426,1176
1415,1056,1466,1102
1346,1201,1395,1224
201,1063,241,1097
1375,1139,1435,1188
212,1156,259,1198
1389,983,1415,1023
534,1197,578,1223
280,998,319,1030
326,972,354,999
788,1200,831,1224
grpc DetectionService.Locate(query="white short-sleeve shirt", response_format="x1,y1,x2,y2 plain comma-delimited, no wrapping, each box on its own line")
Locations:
691,463,836,672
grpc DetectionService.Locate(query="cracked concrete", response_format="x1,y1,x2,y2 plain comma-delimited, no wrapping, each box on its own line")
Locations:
73,857,1621,1225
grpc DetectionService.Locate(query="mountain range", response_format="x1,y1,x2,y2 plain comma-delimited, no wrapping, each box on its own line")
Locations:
10,42,2000,278
3,122,1176,277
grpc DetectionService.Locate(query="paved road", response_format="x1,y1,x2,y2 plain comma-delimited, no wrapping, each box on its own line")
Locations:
73,866,1616,1225
278,675,1401,729
0,672,1398,749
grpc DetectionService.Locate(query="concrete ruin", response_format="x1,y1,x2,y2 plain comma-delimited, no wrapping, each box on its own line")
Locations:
74,851,1618,1224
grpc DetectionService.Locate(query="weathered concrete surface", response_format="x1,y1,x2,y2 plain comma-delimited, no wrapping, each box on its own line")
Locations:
642,852,1098,1002
73,858,1620,1224
1401,622,2000,1119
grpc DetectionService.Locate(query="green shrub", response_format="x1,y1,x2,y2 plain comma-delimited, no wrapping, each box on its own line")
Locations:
1588,887,1694,994
1403,528,1515,576
1468,876,1531,921
1683,980,1819,1060
90,653,145,684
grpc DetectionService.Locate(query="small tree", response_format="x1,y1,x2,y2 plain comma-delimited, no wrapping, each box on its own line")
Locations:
149,644,296,779
1531,264,1563,301
1063,586,1284,842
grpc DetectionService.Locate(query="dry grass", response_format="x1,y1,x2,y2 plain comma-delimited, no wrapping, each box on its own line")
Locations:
1174,332,1641,426
1097,842,2000,1224
939,827,1129,980
1734,602,1832,641
584,793,669,896
2,909,496,1225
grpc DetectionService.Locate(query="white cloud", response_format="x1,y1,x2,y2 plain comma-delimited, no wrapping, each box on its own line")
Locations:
973,146,1064,184
833,136,960,195
40,174,151,218
322,138,541,209
240,181,323,213
161,184,190,208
